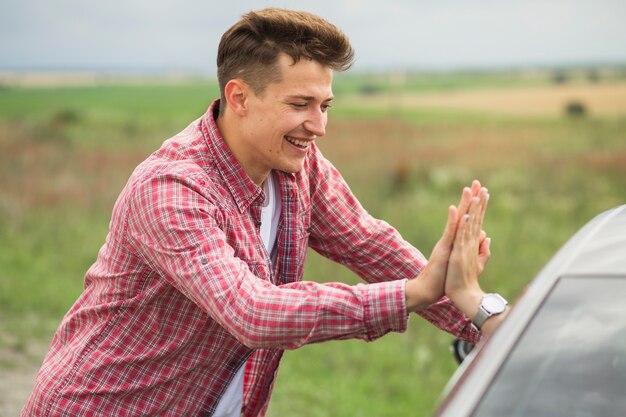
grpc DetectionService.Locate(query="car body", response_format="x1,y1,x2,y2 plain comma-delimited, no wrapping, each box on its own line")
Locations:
435,204,626,417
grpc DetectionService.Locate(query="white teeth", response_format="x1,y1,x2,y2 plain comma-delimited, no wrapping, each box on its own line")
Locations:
286,137,310,148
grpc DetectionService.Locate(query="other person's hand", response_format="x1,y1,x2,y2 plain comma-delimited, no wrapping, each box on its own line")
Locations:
445,188,489,303
405,180,486,311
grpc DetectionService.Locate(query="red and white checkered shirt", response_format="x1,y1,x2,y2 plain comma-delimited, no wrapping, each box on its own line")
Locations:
22,101,479,417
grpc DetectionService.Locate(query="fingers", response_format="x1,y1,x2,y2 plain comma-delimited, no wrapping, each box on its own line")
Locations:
464,185,489,234
478,237,492,272
456,187,473,223
456,180,485,223
477,187,489,232
453,180,489,251
442,204,459,245
458,195,483,244
470,195,484,235
432,204,459,257
430,204,459,261
470,180,481,196
479,237,491,258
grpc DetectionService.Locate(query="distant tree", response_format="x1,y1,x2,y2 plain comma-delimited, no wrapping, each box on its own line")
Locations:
391,159,411,193
552,70,569,85
564,101,587,118
359,84,383,95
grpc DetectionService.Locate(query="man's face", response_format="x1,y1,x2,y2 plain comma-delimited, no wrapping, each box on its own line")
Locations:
238,53,334,184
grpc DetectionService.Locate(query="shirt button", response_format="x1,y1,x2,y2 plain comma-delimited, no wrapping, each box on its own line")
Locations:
200,258,208,265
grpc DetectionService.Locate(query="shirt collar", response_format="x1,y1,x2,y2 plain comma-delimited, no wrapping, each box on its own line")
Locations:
200,99,262,213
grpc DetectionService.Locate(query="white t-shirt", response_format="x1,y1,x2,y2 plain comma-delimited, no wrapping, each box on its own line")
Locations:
212,172,281,417
259,172,281,260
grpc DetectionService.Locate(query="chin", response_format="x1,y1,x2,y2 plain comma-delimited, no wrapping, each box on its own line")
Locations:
278,162,305,175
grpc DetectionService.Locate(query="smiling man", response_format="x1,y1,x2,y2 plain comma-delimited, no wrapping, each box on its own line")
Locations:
216,52,334,185
22,8,504,417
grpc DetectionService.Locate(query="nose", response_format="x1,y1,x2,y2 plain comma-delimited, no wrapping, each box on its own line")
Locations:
303,108,327,137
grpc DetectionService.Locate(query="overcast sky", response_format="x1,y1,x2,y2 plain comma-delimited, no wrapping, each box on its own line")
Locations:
2,0,626,73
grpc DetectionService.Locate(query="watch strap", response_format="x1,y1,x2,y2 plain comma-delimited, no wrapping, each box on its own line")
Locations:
472,305,491,329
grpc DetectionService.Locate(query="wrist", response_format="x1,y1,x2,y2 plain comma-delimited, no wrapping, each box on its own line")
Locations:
404,275,443,312
449,287,484,321
473,293,509,335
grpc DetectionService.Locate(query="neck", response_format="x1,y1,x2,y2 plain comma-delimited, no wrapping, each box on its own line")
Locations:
216,109,267,186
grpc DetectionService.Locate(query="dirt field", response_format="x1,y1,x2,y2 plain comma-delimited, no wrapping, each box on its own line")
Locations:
342,83,626,117
0,350,40,416
0,325,48,417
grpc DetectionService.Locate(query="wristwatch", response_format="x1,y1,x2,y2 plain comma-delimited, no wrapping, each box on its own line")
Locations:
473,293,508,330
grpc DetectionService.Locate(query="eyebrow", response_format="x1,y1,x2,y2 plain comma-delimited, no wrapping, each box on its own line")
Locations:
285,94,334,102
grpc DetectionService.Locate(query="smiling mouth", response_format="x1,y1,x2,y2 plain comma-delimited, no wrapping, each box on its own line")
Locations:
285,136,311,149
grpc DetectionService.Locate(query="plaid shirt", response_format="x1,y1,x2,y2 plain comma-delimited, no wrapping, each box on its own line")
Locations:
23,101,479,417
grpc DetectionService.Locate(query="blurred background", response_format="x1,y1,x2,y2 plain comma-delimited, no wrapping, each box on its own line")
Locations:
1,1,625,416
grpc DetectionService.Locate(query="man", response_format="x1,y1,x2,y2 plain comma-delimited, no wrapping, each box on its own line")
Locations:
22,8,508,417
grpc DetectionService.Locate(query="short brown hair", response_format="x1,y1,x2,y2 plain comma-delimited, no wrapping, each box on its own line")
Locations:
217,8,354,111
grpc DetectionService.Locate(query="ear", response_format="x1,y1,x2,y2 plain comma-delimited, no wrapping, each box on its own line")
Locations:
223,79,249,117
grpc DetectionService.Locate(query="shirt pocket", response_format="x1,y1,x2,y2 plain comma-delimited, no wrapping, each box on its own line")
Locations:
218,208,270,276
295,206,312,240
292,207,311,281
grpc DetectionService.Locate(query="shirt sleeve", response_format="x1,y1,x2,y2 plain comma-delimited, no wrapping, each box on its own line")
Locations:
306,145,481,344
123,171,409,350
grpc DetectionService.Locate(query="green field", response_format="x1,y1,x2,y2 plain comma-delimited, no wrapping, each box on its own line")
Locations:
1,71,625,415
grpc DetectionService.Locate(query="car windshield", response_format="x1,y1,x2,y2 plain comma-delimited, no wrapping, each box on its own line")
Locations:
472,276,626,417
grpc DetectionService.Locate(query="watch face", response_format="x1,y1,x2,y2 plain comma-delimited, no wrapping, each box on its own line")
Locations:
483,294,507,314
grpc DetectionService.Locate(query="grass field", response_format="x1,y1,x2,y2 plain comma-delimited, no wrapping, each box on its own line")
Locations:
1,70,625,416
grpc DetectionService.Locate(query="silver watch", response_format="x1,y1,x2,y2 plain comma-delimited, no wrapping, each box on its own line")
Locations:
473,293,508,330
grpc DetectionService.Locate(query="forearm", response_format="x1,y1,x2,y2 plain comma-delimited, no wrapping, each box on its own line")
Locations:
140,247,411,349
144,243,410,349
404,273,443,312
480,306,510,336
238,279,409,349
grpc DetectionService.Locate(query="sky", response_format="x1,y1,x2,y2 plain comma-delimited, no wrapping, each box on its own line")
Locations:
2,0,626,74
